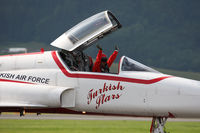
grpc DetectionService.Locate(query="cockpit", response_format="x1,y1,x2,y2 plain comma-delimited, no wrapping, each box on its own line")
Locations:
51,10,159,74
59,50,159,74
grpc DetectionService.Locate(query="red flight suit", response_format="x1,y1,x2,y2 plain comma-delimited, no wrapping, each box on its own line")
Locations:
92,49,118,72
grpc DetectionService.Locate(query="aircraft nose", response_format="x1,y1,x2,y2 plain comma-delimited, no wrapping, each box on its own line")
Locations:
165,77,200,117
180,79,200,96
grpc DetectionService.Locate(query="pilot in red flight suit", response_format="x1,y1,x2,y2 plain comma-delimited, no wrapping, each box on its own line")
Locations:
92,45,119,73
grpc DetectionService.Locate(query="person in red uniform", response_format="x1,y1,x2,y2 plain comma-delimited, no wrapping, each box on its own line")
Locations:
92,45,119,73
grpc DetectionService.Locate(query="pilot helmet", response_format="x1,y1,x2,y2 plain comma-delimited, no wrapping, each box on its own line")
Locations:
101,53,107,62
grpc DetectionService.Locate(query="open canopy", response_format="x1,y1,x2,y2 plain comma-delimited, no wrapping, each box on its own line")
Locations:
51,10,121,51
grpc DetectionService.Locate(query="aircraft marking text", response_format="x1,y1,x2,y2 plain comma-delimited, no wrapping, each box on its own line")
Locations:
0,73,50,84
87,82,125,109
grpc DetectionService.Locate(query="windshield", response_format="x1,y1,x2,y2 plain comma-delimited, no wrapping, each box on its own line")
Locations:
120,56,160,73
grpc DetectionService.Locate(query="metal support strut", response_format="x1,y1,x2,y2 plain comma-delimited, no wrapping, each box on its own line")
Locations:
150,117,168,133
20,108,25,117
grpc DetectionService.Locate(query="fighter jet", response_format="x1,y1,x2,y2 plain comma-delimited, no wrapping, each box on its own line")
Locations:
0,11,200,133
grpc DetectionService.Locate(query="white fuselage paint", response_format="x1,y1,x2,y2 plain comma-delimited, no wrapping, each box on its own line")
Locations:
0,51,200,118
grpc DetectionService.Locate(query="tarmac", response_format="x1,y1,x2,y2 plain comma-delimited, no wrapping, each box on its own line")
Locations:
1,113,200,121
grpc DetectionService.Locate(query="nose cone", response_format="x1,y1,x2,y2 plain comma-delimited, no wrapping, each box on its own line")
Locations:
178,77,200,96
150,76,200,118
168,77,200,118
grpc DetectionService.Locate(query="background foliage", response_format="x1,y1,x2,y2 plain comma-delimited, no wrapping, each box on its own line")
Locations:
0,0,200,72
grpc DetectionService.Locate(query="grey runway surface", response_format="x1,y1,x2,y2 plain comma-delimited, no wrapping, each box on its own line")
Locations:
1,113,200,122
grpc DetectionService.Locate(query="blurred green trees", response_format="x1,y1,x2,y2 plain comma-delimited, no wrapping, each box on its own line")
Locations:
0,0,200,72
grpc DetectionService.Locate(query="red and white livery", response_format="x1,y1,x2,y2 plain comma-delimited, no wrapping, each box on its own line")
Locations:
0,11,200,133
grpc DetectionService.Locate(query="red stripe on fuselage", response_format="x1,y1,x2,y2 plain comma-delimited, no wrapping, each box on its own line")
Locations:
51,51,172,84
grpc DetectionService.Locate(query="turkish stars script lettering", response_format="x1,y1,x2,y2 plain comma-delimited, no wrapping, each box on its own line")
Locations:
87,82,125,109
